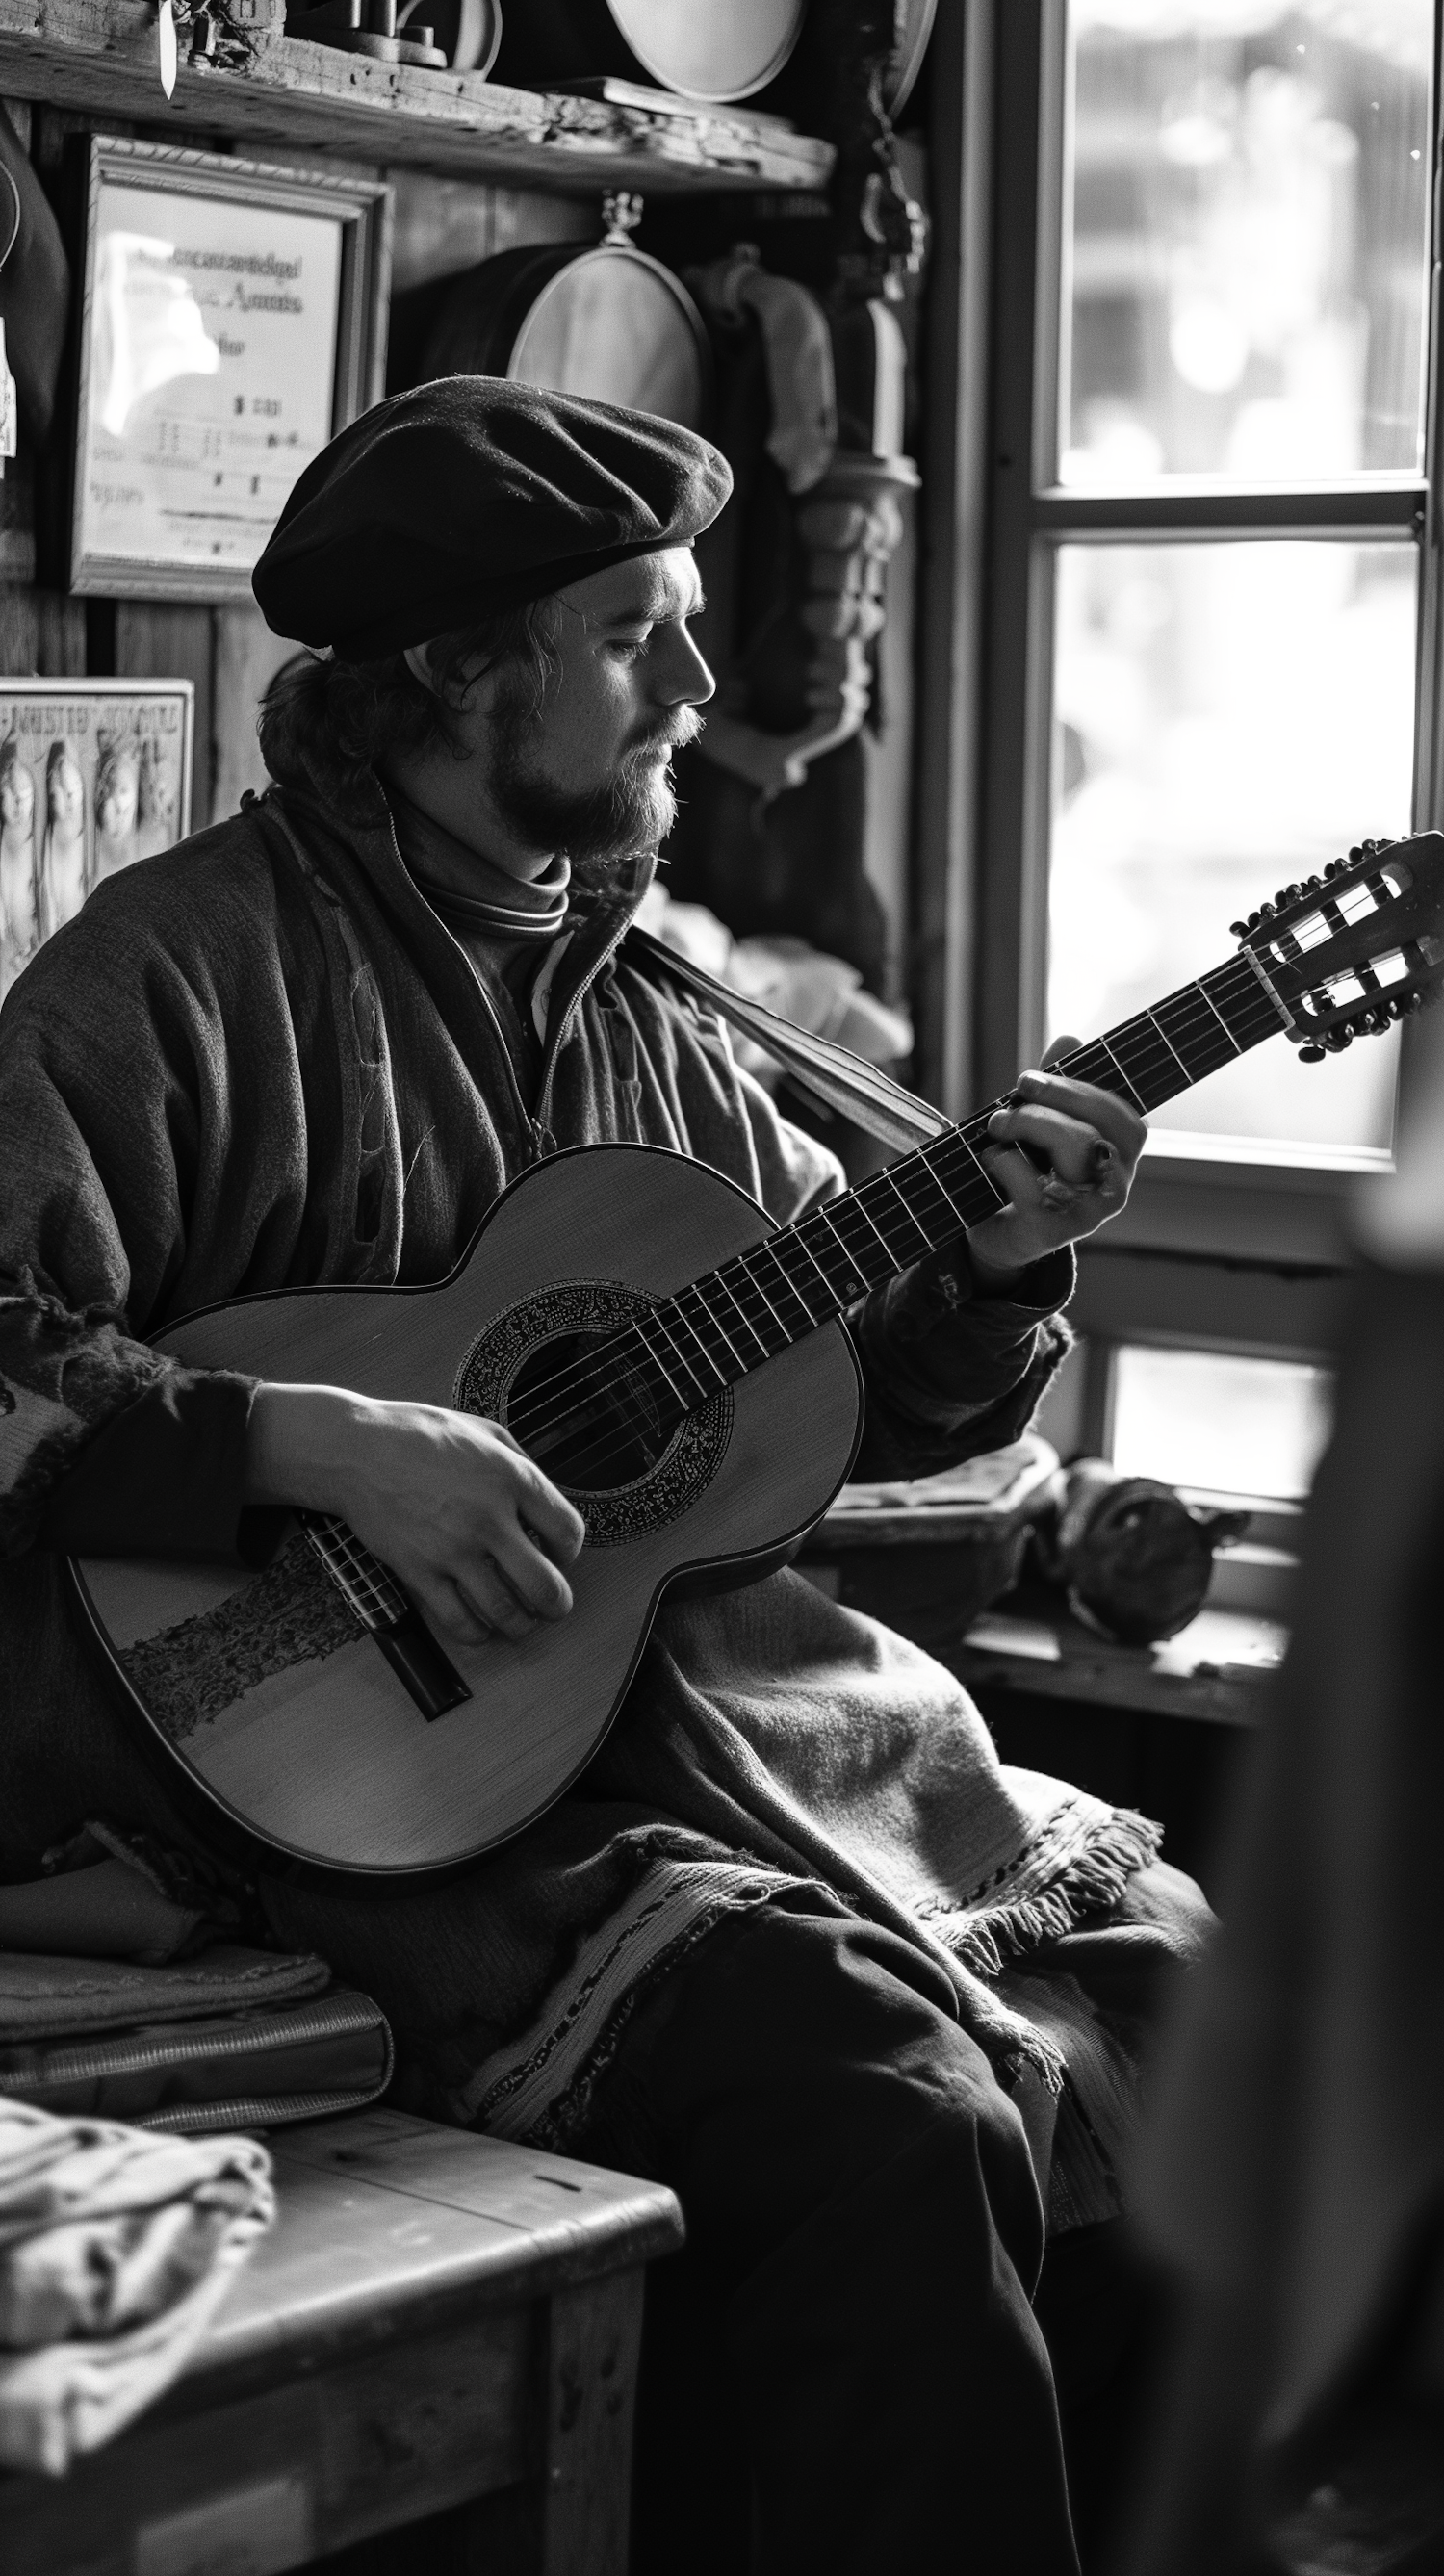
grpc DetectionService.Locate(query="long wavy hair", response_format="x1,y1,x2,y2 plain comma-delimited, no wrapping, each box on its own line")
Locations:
256,604,557,816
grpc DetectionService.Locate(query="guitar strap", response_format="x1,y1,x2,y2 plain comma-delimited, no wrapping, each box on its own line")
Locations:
625,926,953,1156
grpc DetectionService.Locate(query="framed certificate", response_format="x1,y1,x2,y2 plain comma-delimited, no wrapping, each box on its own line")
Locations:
0,679,193,1005
66,139,390,603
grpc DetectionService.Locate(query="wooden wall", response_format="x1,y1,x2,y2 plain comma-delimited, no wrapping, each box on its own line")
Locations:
0,98,588,830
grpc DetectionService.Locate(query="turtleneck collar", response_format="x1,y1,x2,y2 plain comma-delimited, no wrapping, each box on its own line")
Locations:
383,778,571,945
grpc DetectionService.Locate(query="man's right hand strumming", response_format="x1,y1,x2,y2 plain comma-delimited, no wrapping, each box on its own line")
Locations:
245,1383,586,1650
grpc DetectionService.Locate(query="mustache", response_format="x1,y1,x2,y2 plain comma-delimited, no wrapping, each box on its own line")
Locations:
628,707,705,760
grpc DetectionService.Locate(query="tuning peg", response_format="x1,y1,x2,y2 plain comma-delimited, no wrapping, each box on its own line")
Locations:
1229,920,1249,938
1349,843,1364,861
1274,883,1303,906
1324,1027,1354,1050
1297,1042,1327,1063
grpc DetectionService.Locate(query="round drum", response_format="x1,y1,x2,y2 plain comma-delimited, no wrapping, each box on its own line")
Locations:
492,0,806,105
421,243,712,434
606,0,805,99
888,0,937,113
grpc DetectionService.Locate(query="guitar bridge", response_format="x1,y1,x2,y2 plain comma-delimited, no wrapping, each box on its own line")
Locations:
298,1511,471,1721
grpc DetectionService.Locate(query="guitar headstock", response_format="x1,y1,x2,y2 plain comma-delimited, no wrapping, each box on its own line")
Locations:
1230,831,1444,1060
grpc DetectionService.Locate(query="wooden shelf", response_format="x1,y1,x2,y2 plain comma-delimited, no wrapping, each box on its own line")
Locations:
0,5,837,191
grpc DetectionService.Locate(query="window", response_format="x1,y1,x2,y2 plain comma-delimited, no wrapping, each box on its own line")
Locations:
918,0,1442,1508
1109,1345,1332,1502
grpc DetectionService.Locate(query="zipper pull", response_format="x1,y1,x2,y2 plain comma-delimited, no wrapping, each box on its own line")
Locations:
529,1117,557,1162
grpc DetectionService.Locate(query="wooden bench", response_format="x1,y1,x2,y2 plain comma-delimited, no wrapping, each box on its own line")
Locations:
6,2104,684,2576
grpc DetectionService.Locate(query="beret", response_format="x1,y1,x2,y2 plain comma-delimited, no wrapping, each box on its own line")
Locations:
252,376,733,662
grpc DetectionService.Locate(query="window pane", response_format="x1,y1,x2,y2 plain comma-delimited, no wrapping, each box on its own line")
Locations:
1062,1,1432,484
1047,537,1413,1151
1111,1344,1332,1498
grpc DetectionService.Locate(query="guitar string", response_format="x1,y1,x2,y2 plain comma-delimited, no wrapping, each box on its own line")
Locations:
499,960,1286,1470
500,958,1281,1451
335,956,1295,1564
313,918,1360,1592
525,923,1379,1493
495,955,1285,1452
498,963,1286,1489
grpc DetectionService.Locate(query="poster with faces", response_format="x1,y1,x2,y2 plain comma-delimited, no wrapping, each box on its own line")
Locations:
0,681,193,1004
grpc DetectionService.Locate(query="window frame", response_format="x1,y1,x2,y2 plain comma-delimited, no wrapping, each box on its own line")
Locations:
917,0,1444,1301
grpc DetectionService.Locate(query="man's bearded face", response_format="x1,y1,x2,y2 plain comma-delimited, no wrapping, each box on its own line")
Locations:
470,548,712,884
486,674,703,882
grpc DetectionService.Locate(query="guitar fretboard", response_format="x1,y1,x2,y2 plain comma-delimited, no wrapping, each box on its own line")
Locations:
511,949,1288,1449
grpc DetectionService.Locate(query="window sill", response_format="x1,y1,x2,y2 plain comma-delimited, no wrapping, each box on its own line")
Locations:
953,1593,1285,1730
1105,1141,1379,1265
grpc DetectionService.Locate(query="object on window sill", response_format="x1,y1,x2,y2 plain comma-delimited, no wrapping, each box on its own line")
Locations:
1035,1456,1251,1645
962,1595,1287,1689
797,1435,1061,1653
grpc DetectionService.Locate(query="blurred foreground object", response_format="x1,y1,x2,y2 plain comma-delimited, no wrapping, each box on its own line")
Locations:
0,2098,272,2475
1038,1460,1249,1647
1122,1005,1444,2576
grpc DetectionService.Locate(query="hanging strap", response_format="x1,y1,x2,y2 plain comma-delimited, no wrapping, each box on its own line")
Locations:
626,926,953,1156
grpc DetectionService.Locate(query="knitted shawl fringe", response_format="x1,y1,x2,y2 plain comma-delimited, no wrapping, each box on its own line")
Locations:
925,1808,1165,1982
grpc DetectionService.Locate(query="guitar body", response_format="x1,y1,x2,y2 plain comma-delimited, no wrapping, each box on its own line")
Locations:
72,1145,863,1885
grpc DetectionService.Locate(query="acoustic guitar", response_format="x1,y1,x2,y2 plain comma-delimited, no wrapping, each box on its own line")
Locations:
73,835,1444,1883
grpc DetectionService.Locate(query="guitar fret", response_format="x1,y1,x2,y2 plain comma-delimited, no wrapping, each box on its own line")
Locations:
775,1226,841,1317
752,1239,822,1331
1165,979,1243,1068
733,1249,792,1340
1094,1033,1149,1110
910,1148,971,1231
810,1205,875,1301
665,1288,734,1385
870,1167,937,1258
1195,983,1244,1052
629,1316,683,1404
927,1131,1006,1223
641,1304,712,1404
847,1194,906,1274
708,1268,774,1361
1142,1008,1192,1085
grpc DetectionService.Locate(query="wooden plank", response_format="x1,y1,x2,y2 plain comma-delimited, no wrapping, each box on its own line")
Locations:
540,2273,644,2576
5,2300,536,2575
257,2110,684,2331
0,9,834,192
116,604,214,830
949,1601,1284,1728
0,589,88,676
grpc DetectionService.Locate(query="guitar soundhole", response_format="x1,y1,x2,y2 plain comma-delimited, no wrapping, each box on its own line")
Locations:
453,1279,732,1548
506,1328,681,1492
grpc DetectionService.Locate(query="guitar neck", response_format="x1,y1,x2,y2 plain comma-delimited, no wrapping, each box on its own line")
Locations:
619,948,1289,1412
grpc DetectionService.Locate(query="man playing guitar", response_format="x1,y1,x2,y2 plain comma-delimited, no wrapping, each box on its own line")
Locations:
0,381,1208,2574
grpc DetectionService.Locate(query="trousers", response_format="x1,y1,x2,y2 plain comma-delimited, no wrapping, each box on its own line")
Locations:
566,1885,1193,2576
